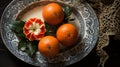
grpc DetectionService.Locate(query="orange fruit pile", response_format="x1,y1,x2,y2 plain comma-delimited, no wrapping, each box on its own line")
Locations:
38,3,78,58
38,23,78,57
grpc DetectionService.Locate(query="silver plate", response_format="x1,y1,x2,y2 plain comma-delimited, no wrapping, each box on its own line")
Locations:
0,0,99,67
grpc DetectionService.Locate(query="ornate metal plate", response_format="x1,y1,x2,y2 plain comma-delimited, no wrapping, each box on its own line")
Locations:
0,0,99,67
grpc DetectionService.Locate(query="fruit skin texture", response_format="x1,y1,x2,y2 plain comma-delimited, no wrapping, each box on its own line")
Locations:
42,3,64,25
38,36,60,58
56,23,78,47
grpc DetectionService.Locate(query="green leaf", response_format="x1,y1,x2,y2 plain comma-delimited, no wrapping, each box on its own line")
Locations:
9,20,25,33
9,20,26,39
25,41,38,57
63,6,72,22
18,40,27,51
16,33,26,39
9,20,38,57
18,39,38,57
44,22,59,36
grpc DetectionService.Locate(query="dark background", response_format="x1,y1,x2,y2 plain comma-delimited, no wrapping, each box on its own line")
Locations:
0,0,120,67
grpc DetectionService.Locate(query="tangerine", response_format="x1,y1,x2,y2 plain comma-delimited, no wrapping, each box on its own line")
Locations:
56,23,78,47
38,36,60,57
42,3,64,25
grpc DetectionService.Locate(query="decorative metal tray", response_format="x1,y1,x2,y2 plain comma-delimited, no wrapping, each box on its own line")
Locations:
0,0,98,66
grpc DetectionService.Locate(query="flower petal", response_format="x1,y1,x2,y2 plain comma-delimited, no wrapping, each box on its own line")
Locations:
36,19,44,26
23,27,28,34
26,33,31,40
23,18,46,41
29,34,35,41
25,21,32,28
30,18,36,22
34,33,44,40
40,26,46,34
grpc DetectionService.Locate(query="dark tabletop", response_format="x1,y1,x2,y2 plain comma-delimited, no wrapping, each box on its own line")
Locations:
0,0,120,67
